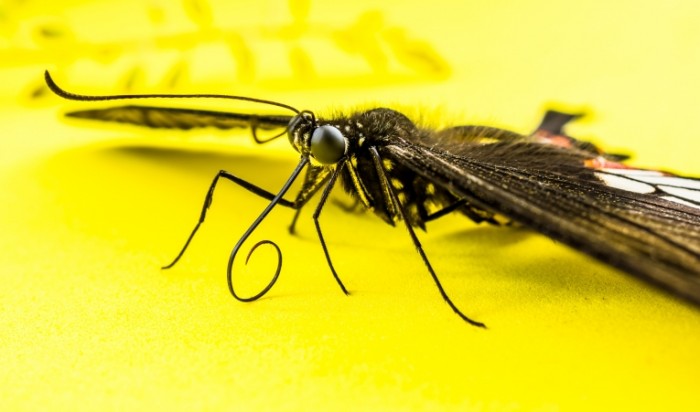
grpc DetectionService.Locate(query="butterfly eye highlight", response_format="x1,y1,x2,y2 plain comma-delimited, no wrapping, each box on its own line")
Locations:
310,125,347,164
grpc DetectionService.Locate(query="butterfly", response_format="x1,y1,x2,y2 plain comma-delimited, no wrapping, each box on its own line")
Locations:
45,71,700,327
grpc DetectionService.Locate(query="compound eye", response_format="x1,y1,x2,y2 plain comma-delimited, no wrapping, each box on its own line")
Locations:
310,125,346,164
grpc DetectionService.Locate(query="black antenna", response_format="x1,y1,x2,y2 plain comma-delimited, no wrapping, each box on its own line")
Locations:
44,71,301,114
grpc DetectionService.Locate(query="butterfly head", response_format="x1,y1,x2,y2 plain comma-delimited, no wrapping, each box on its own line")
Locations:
287,110,348,165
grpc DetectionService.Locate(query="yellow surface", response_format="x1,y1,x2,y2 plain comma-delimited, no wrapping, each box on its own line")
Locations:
2,1,700,410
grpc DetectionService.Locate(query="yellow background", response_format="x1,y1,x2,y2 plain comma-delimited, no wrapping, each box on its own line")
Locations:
2,1,700,410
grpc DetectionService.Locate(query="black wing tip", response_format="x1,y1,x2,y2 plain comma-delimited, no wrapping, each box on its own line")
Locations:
537,110,586,135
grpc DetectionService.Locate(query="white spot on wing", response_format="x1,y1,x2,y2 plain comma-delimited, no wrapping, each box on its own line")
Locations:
600,168,664,177
661,196,700,209
595,172,656,194
658,185,700,202
634,176,700,190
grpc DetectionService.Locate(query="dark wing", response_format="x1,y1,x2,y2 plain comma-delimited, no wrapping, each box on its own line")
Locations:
531,110,630,161
534,110,583,135
65,105,293,132
384,139,700,305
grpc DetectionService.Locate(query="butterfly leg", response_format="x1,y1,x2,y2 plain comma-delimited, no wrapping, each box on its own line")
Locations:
369,147,486,327
163,169,302,270
332,197,364,213
288,165,333,235
424,199,468,221
425,199,502,225
311,163,350,295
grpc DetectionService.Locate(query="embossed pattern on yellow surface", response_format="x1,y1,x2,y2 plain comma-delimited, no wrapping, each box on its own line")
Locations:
2,1,700,410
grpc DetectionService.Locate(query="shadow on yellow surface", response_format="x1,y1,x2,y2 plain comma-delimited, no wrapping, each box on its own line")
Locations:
1,118,697,410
